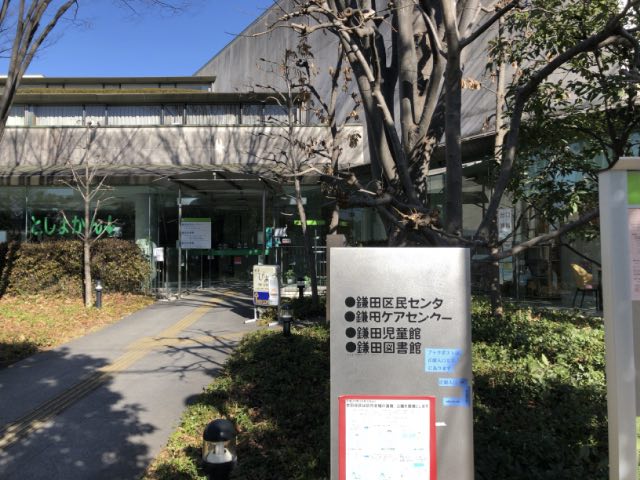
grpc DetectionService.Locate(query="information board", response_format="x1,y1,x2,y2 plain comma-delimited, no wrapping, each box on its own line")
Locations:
339,395,436,480
252,264,280,307
330,248,473,480
180,218,211,249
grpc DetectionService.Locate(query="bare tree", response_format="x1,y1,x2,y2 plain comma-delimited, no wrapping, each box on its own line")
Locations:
260,0,639,258
59,126,114,307
295,39,361,234
251,45,340,307
0,0,187,305
0,0,188,141
0,1,79,141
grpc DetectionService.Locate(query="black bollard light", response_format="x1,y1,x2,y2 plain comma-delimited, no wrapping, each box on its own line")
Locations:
95,279,103,309
281,303,293,337
202,419,237,480
296,277,305,299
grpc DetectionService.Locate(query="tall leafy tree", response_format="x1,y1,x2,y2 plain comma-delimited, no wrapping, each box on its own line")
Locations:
493,0,640,251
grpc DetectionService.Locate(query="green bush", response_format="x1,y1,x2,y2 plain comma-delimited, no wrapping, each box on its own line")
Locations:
289,295,326,320
146,301,606,480
92,239,151,293
0,239,151,296
472,301,607,480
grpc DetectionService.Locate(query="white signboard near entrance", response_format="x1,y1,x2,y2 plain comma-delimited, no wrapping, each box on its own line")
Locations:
252,264,280,307
599,158,640,479
180,218,211,249
330,248,473,480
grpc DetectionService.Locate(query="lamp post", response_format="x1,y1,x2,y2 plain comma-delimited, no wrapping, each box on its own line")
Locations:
281,303,293,337
95,279,103,309
296,277,305,299
202,419,237,480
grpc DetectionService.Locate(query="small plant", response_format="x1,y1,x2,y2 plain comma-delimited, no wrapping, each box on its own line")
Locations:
257,307,278,326
284,268,296,284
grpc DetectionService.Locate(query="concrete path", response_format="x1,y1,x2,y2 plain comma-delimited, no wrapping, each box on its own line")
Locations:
0,286,261,479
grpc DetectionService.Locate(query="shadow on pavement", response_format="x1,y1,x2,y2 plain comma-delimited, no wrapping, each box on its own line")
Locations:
0,347,156,480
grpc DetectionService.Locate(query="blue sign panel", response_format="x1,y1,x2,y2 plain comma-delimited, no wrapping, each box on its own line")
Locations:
424,348,462,373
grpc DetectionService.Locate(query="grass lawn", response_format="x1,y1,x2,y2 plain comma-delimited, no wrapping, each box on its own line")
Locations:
144,302,608,480
0,293,154,368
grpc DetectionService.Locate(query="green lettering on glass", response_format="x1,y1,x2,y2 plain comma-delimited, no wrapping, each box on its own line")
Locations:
30,215,116,238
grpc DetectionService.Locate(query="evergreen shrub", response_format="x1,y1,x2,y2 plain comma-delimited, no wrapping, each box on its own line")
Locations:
472,301,607,480
0,239,150,296
145,301,607,480
289,294,326,320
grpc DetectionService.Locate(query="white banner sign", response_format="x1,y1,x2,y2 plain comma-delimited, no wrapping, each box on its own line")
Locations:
628,208,640,300
180,218,211,249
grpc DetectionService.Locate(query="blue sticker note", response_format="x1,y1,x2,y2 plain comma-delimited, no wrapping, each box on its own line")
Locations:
257,291,269,301
438,378,468,387
424,348,462,373
440,377,471,407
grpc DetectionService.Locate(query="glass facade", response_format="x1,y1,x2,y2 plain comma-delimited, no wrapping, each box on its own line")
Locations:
426,161,602,307
0,163,601,305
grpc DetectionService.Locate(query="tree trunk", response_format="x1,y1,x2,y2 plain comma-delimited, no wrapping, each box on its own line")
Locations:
489,22,507,319
83,194,92,307
294,177,319,306
442,3,463,236
489,219,503,318
329,203,340,235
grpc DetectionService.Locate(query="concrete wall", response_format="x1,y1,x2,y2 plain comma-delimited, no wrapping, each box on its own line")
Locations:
0,124,364,175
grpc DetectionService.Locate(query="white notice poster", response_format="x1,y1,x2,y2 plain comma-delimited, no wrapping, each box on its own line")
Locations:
339,395,436,480
153,247,165,262
628,209,640,300
180,218,211,249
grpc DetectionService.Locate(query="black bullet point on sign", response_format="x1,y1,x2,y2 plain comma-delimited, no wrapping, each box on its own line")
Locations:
345,311,355,322
346,342,356,353
346,327,356,338
345,297,355,307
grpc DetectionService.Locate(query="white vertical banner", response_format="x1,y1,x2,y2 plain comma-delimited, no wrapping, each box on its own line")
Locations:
629,209,640,301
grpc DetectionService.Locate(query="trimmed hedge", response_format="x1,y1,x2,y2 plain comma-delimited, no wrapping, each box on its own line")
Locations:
0,239,151,296
144,302,607,480
472,301,607,479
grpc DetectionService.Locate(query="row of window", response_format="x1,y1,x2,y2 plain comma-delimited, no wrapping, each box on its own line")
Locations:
6,103,304,127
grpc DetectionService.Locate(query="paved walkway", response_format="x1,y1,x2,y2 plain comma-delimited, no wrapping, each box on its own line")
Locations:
0,287,261,479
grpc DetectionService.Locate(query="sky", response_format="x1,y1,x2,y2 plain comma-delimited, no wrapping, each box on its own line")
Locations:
17,0,274,77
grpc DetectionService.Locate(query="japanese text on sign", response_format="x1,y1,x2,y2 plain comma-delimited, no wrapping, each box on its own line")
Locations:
343,295,455,356
30,214,116,238
180,218,211,249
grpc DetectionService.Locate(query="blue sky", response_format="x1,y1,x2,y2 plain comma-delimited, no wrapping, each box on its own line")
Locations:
22,1,274,77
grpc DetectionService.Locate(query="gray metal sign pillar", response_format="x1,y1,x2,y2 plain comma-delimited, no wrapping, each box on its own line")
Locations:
330,247,474,480
599,157,640,480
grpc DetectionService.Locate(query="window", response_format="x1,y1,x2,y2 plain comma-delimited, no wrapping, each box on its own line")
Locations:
163,105,184,125
85,105,106,126
33,105,83,126
6,105,24,126
186,104,239,125
264,104,290,123
107,105,161,126
242,104,263,124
